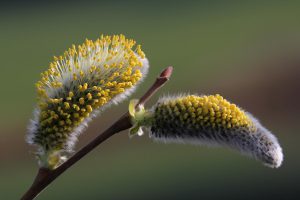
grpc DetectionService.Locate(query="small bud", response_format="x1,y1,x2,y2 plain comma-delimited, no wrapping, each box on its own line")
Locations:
27,34,149,169
130,94,283,168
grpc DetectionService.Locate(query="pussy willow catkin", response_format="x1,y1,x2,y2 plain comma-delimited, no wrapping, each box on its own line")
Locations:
130,94,283,168
28,34,149,168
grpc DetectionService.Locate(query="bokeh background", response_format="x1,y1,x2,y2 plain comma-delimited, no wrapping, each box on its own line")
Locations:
1,0,300,199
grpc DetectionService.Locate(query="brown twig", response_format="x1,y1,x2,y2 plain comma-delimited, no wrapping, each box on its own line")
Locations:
21,66,173,200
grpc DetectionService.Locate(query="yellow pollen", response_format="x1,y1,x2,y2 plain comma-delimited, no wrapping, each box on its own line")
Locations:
160,95,254,130
86,105,93,112
79,98,85,105
64,102,70,109
86,93,93,100
69,92,74,97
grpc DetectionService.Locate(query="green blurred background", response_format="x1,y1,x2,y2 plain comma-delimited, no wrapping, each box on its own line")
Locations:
1,0,300,199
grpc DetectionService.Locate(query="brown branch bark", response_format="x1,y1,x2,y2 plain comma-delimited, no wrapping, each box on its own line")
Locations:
21,66,173,200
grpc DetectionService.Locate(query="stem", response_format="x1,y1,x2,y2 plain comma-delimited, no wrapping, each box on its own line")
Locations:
138,66,173,106
21,66,173,200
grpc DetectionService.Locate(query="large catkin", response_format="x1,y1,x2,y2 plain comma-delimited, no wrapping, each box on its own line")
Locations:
28,35,149,168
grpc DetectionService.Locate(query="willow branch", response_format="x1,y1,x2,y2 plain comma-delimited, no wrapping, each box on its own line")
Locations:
21,66,173,200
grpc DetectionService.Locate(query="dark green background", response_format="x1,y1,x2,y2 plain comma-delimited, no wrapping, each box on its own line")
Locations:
1,1,299,199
